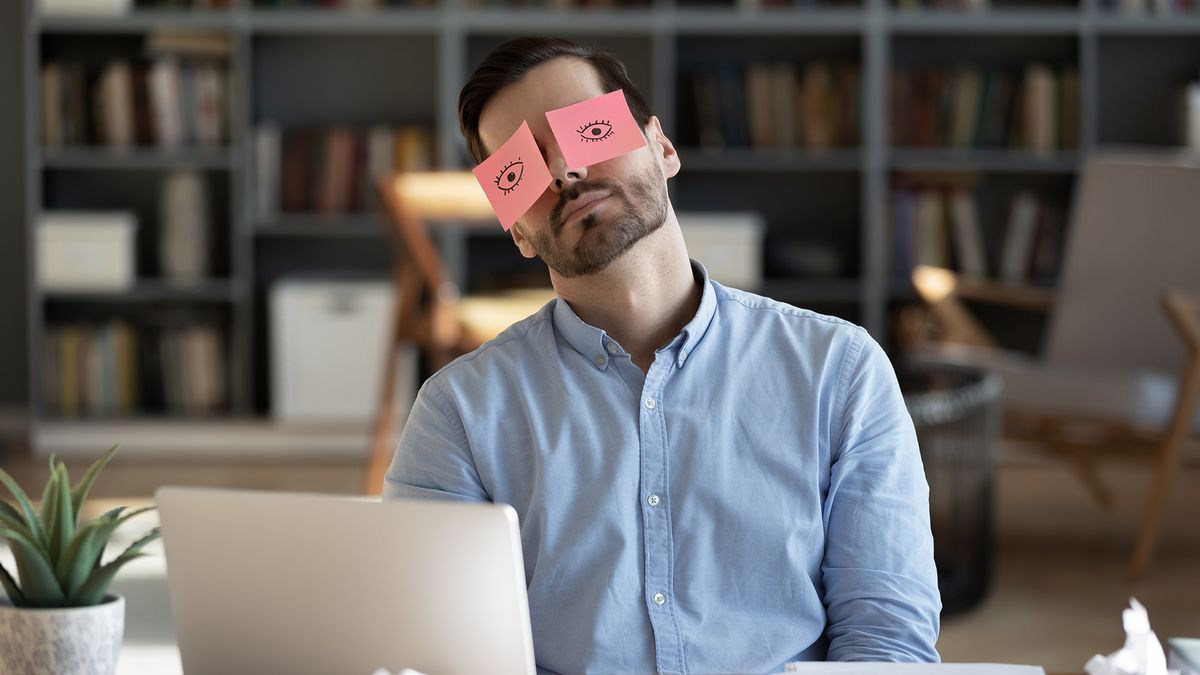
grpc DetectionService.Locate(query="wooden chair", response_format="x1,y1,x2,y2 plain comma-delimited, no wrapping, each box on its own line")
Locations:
906,150,1200,577
364,171,556,495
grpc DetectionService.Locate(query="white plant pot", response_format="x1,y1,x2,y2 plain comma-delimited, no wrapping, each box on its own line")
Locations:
0,594,124,675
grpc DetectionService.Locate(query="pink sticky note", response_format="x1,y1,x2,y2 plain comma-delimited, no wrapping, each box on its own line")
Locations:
472,121,553,231
545,89,648,170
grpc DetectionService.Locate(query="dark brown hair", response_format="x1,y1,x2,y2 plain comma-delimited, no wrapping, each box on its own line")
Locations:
458,37,653,163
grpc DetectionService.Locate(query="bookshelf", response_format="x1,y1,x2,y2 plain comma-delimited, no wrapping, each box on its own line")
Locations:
21,0,1200,456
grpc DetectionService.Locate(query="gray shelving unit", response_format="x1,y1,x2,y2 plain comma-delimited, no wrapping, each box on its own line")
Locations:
22,0,1200,456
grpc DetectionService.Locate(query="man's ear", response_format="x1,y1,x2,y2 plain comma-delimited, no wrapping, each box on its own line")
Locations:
645,115,680,179
510,222,539,259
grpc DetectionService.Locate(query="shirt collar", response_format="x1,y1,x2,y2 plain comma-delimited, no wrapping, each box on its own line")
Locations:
552,258,718,371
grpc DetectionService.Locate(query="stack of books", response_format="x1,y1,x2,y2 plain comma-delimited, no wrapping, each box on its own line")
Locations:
890,63,1080,152
40,32,230,149
43,321,227,418
254,123,435,221
684,61,861,151
890,184,1066,284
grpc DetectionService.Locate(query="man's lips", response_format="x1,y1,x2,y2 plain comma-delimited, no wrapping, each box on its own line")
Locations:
561,191,610,226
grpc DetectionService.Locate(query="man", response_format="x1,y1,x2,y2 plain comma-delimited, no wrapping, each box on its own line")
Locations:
383,37,941,674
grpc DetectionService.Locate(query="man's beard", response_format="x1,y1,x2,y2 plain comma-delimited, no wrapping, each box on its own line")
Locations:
523,163,668,279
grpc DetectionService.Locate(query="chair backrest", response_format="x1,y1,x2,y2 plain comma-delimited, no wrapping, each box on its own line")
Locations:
1043,150,1200,373
376,171,497,294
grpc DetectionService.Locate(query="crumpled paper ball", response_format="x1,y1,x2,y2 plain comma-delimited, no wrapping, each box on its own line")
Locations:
1084,598,1176,675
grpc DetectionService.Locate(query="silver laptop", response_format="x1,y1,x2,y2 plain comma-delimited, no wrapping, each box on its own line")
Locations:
155,486,537,675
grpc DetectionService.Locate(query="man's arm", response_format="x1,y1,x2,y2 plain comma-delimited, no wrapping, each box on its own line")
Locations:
382,377,490,503
822,328,942,662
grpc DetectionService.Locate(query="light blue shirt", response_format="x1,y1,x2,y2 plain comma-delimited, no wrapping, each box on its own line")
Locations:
383,260,942,674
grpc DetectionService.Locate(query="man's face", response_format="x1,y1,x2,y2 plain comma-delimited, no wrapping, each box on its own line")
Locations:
477,57,678,278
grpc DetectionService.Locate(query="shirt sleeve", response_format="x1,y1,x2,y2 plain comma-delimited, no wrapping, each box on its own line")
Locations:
822,327,942,662
381,376,491,504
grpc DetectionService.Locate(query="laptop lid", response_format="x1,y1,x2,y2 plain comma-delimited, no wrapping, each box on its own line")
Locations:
156,487,537,675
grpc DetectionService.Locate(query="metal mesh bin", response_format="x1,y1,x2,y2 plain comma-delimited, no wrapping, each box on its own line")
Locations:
901,363,1003,615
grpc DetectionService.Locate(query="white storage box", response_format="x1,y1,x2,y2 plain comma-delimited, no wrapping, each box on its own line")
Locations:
37,0,132,16
678,212,765,291
37,211,137,292
270,278,416,425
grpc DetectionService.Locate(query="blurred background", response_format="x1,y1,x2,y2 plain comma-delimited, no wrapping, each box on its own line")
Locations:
1,0,1199,672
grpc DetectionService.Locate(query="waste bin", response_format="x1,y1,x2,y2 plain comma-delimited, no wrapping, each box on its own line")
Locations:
901,363,1003,615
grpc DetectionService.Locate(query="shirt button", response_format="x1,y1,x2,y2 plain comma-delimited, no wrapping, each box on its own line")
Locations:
644,398,656,410
605,342,619,355
652,593,667,606
647,494,660,507
594,354,606,367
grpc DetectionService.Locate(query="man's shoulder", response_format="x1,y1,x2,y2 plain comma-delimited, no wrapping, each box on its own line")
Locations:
425,298,558,386
711,281,867,342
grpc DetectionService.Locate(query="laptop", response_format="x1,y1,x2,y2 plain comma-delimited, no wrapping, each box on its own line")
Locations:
155,486,537,675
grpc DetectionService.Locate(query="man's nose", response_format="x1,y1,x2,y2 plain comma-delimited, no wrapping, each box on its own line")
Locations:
547,151,588,194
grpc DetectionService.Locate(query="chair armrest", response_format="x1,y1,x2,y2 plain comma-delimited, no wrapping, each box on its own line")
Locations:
1162,290,1200,354
913,265,1055,310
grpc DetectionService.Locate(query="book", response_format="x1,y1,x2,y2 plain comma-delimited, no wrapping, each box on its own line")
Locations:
192,63,225,146
746,63,774,150
40,63,64,147
890,187,918,275
800,61,835,150
914,188,949,268
96,61,135,148
1059,66,1080,149
159,170,211,283
149,56,184,147
1000,190,1041,282
270,124,433,216
1023,63,1058,152
949,188,987,278
950,67,982,149
771,63,797,149
43,320,140,417
366,124,396,207
256,124,282,223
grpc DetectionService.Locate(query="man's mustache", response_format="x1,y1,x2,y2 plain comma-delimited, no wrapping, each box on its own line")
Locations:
550,179,621,235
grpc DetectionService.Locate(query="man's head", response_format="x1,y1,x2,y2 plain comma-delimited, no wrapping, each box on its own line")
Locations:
458,37,680,278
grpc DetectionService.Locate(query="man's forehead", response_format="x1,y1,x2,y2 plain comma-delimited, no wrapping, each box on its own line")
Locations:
478,57,607,156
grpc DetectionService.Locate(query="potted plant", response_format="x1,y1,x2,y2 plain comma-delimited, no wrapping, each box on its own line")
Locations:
0,445,160,675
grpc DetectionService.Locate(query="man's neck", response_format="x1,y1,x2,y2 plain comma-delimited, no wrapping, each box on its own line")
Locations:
552,219,702,373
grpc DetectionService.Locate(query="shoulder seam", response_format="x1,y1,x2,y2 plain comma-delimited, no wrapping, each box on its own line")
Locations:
832,326,869,459
715,293,858,328
425,312,553,387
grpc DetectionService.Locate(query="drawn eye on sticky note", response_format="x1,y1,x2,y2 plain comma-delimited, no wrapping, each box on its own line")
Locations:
545,89,647,170
472,121,553,231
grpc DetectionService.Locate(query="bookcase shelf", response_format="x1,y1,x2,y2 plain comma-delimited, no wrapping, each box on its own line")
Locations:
888,149,1082,173
22,0,1200,452
680,148,863,172
40,147,237,170
41,281,238,304
250,8,442,33
35,10,236,33
887,9,1083,33
255,214,385,238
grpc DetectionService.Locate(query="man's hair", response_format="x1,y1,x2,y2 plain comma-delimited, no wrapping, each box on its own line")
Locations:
458,37,653,164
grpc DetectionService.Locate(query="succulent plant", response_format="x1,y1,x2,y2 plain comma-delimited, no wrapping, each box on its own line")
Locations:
0,444,160,608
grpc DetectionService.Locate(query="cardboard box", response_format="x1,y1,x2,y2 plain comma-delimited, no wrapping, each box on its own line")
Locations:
37,211,137,292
